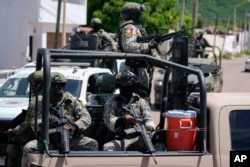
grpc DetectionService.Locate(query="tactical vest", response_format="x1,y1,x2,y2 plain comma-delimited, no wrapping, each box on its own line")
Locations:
117,20,147,52
97,29,113,51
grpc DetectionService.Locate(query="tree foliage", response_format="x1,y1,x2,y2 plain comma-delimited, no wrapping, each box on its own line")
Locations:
182,0,250,31
87,0,178,34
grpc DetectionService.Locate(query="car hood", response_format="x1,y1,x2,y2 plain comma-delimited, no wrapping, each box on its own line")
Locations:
0,98,28,121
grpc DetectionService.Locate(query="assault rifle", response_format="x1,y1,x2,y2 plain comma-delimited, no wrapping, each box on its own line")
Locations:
50,105,70,155
137,26,196,43
122,96,158,164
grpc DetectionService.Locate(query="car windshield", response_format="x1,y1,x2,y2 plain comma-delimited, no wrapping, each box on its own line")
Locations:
0,77,29,97
64,79,82,98
0,78,82,98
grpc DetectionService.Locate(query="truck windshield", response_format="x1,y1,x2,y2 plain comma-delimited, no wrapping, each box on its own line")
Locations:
64,79,82,98
0,78,82,99
0,78,29,97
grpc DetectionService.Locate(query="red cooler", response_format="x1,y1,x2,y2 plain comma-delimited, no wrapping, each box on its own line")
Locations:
163,110,197,151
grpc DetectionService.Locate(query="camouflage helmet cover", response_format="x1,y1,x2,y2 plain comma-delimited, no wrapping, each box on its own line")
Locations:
96,73,115,93
90,18,102,27
51,72,67,84
27,71,43,82
120,2,146,20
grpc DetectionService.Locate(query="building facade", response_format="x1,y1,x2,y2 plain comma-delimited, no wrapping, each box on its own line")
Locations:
0,0,87,70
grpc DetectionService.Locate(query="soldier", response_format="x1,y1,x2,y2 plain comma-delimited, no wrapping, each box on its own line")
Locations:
21,72,98,167
194,31,212,58
87,73,116,104
5,71,43,167
86,73,116,149
102,71,155,151
116,2,158,102
89,17,117,51
89,18,118,72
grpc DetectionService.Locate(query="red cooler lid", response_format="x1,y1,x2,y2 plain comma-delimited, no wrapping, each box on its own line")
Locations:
162,110,197,118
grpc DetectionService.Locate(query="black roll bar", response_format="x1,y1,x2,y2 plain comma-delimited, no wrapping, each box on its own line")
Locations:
35,47,207,155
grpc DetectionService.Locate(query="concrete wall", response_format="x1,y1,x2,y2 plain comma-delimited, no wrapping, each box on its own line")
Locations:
0,0,37,69
156,29,248,59
0,0,87,70
204,31,250,57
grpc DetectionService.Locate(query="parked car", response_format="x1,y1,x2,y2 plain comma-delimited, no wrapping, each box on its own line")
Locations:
244,55,250,72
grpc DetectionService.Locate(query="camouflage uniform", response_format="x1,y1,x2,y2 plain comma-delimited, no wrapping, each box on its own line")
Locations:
96,29,117,51
85,73,116,149
117,2,155,98
118,20,150,54
194,31,211,58
89,18,117,51
103,93,155,151
22,72,98,167
89,18,118,73
6,97,39,167
6,71,43,167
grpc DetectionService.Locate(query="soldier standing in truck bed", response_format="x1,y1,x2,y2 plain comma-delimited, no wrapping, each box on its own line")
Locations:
116,2,158,103
89,17,117,51
89,17,118,73
194,31,212,58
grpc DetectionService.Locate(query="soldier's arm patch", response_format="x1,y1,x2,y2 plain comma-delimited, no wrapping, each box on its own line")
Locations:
125,29,133,38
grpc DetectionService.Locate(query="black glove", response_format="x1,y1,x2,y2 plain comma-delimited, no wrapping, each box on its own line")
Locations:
148,39,158,48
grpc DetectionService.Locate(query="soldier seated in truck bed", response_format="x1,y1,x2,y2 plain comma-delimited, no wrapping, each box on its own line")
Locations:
85,73,116,149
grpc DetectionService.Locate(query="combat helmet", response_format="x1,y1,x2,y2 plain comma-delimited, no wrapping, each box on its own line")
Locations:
116,70,149,98
51,72,67,85
28,71,44,94
50,72,67,98
27,71,43,82
115,70,138,87
120,2,146,21
96,73,115,93
90,18,102,30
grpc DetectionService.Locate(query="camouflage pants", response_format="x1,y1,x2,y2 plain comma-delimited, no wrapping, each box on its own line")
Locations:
7,132,34,167
22,136,98,167
6,144,22,167
103,136,146,151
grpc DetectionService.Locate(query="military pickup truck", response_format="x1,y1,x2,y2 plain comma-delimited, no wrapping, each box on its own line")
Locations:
23,38,250,167
154,42,223,108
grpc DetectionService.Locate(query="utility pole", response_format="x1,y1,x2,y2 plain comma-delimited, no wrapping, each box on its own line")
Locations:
213,16,218,54
194,0,198,26
234,0,250,32
192,0,199,38
62,0,67,46
180,0,186,30
54,0,62,49
221,18,230,54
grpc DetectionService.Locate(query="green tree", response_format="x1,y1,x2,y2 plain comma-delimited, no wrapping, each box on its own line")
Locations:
87,0,178,34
